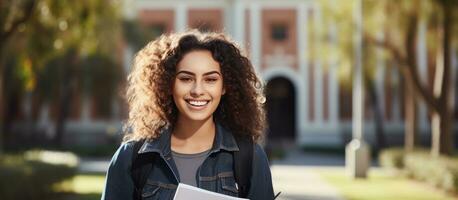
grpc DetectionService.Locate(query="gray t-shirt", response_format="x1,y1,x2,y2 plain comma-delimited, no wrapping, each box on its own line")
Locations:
172,149,210,187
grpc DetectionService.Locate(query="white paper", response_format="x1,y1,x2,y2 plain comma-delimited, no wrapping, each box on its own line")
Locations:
173,183,249,200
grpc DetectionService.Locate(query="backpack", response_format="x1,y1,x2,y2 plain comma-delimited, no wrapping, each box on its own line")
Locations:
130,135,254,200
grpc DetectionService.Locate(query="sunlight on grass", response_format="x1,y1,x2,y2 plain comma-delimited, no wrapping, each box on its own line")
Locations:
72,174,106,194
315,168,458,200
56,174,106,195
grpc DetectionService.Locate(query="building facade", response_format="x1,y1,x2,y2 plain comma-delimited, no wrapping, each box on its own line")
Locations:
20,0,457,147
119,0,458,148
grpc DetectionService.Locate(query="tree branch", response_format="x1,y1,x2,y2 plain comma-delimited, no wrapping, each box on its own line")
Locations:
364,32,407,66
439,0,452,106
363,14,440,112
404,9,440,112
0,0,36,49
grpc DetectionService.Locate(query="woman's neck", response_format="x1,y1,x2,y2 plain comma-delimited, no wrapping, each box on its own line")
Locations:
171,116,216,154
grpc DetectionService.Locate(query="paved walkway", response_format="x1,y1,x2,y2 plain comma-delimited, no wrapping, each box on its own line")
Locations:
78,149,346,200
270,148,345,200
78,157,110,174
271,165,345,200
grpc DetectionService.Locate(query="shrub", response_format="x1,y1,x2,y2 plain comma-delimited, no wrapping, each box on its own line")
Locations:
0,150,78,200
379,147,458,193
404,150,458,193
379,147,404,170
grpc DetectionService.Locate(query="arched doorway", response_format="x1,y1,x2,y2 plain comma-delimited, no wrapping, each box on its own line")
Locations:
265,77,296,141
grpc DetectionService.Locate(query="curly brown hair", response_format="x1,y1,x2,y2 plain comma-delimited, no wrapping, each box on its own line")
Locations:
123,30,266,142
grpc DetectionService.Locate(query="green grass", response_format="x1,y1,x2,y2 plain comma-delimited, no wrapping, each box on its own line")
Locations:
316,168,458,200
55,169,458,200
54,173,106,200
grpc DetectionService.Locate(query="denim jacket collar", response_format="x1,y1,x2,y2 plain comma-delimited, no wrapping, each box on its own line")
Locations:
137,123,239,156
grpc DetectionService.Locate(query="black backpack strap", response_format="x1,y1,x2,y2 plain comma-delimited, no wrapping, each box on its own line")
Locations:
131,140,156,200
233,135,254,198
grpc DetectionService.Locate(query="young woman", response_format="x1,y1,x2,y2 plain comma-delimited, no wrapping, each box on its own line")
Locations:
102,30,275,200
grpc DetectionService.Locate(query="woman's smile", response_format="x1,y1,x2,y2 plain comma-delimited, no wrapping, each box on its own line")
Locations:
185,99,211,109
173,50,225,121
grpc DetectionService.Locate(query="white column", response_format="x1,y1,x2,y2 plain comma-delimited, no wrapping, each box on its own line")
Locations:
298,3,309,126
111,98,120,121
22,91,32,120
175,4,187,32
22,91,33,136
39,103,54,139
234,0,245,47
375,31,386,123
123,0,136,20
250,3,261,73
81,97,91,123
352,0,364,140
224,1,233,36
346,0,370,179
313,4,323,125
328,18,339,126
123,46,134,73
417,19,428,128
392,63,401,122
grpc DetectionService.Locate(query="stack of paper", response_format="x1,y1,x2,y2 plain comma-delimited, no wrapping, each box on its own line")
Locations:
173,183,249,200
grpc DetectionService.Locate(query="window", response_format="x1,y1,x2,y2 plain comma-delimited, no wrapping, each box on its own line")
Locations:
150,24,166,39
194,22,214,33
271,23,288,41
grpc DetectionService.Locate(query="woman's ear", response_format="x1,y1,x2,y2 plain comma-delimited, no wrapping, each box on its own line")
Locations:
222,87,226,95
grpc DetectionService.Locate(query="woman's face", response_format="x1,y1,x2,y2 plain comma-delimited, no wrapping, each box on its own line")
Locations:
172,50,225,122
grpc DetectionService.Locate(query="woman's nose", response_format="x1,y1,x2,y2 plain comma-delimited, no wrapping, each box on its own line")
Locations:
190,81,204,96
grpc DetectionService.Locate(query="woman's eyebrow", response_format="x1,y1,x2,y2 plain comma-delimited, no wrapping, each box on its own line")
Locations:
176,70,221,76
176,70,194,76
203,71,221,76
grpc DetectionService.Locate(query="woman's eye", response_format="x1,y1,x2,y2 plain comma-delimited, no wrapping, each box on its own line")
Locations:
179,77,192,82
205,78,218,83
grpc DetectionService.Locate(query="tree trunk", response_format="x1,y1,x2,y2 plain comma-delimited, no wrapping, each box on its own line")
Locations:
2,88,20,148
431,109,453,156
0,58,4,154
439,0,454,155
365,74,386,153
53,50,78,147
0,0,37,154
440,109,453,155
366,0,455,156
0,37,8,154
405,82,418,152
431,0,454,156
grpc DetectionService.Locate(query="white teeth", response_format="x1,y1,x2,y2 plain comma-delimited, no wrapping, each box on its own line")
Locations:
188,100,209,106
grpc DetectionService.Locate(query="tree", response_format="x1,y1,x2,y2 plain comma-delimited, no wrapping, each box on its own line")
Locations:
1,0,122,149
0,0,37,153
365,0,457,156
320,0,457,156
319,1,387,152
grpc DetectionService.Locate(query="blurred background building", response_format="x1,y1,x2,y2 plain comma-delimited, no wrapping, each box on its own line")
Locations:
1,0,458,154
2,0,458,199
121,0,458,149
5,0,458,150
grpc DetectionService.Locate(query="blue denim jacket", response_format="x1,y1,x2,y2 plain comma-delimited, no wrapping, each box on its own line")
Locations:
101,124,275,200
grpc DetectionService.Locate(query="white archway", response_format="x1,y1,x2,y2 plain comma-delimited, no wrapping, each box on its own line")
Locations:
262,66,305,143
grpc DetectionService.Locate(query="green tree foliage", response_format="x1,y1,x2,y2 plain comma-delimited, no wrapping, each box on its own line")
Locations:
319,0,458,155
0,0,122,149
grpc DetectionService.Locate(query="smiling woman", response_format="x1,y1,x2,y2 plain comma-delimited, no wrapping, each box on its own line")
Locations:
172,50,225,123
102,30,276,200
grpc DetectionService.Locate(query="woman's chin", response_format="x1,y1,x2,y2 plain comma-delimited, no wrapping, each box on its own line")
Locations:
181,112,213,122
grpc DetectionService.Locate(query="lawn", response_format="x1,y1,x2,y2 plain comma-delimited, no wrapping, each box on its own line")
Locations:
55,169,458,200
316,168,458,200
55,173,106,200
